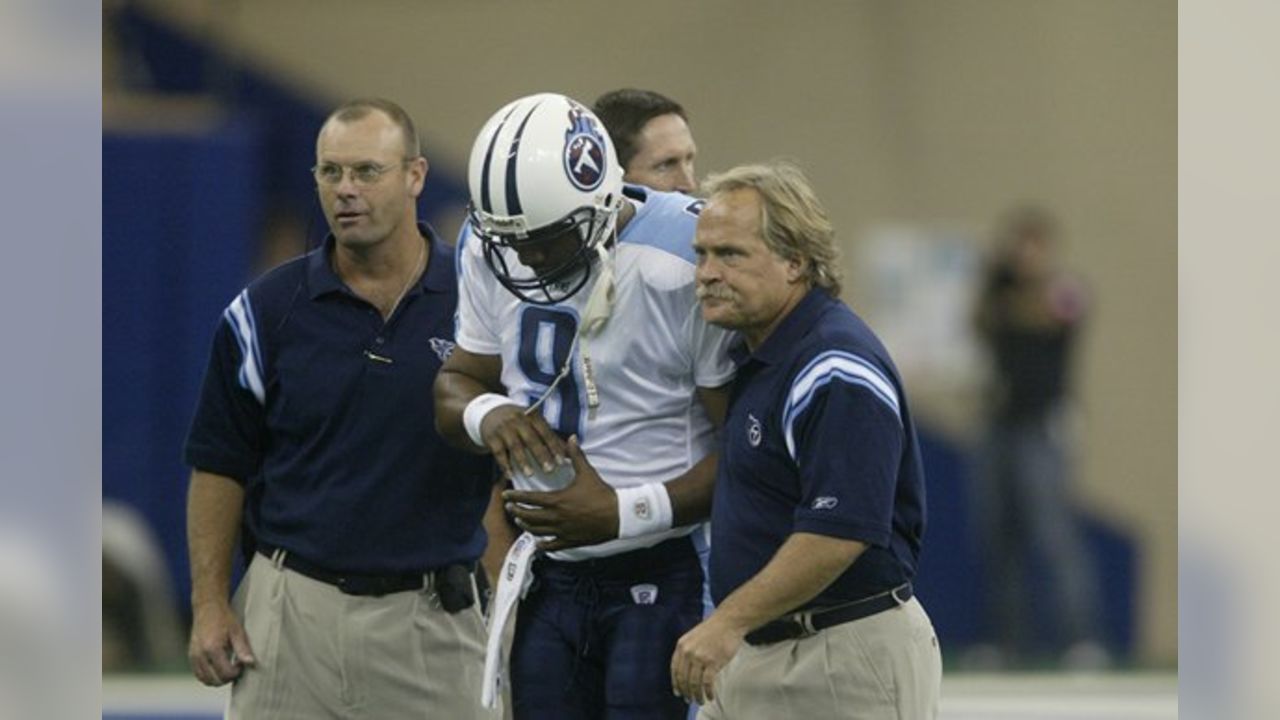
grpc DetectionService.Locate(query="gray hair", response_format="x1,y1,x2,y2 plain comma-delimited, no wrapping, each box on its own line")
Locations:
702,160,842,295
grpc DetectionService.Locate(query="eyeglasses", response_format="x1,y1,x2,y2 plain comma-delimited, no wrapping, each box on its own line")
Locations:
311,159,410,187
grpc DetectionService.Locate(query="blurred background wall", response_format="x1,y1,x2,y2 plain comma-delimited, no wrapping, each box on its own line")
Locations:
103,0,1175,668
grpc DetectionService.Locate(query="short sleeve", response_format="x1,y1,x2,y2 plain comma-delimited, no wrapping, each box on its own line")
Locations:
183,294,268,482
687,311,737,388
784,352,904,547
453,225,503,356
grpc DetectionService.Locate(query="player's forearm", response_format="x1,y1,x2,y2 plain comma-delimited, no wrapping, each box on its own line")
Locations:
660,383,730,526
664,453,717,527
480,480,519,586
186,470,245,610
711,532,867,633
434,368,488,449
433,348,508,452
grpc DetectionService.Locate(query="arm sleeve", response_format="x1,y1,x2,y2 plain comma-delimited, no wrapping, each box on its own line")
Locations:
182,302,267,483
785,360,904,548
453,225,503,356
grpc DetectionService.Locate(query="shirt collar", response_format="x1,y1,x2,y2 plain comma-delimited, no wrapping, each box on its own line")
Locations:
307,222,446,300
734,287,833,367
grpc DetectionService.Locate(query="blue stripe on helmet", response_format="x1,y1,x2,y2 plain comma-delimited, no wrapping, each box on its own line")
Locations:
504,100,543,217
480,105,519,214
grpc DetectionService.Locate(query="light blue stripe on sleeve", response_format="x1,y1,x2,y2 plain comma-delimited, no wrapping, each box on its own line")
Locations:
223,290,265,404
782,350,900,460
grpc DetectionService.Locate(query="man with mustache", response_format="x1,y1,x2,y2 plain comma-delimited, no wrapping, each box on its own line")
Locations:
671,161,941,719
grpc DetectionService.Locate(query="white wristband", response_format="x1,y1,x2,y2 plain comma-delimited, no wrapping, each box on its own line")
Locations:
463,393,519,448
615,483,674,539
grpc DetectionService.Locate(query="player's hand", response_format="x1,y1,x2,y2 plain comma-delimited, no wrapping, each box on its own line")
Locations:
479,404,567,480
503,435,618,552
188,599,256,687
670,614,745,705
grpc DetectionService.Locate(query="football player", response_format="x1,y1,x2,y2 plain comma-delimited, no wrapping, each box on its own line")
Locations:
435,93,733,719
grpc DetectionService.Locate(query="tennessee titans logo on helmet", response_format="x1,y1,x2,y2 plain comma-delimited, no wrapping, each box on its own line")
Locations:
563,105,606,191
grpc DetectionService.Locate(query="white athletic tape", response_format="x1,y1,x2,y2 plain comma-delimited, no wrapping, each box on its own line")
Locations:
481,532,538,709
615,483,674,539
463,393,519,448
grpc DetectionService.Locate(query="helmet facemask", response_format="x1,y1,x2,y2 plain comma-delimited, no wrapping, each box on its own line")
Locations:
471,199,620,305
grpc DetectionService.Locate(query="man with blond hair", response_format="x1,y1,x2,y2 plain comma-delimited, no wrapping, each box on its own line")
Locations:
671,161,941,719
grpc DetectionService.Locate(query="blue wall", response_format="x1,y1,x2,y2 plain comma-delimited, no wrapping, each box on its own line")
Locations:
103,119,265,610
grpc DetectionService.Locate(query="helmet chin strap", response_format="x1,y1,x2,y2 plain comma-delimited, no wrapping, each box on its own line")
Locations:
576,241,616,416
579,241,616,337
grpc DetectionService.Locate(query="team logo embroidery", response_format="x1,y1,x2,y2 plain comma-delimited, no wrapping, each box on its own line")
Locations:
812,496,839,510
429,337,455,362
747,413,763,447
563,105,606,191
630,584,658,605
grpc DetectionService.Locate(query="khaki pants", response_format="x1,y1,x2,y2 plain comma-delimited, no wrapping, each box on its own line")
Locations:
699,597,941,720
227,552,500,719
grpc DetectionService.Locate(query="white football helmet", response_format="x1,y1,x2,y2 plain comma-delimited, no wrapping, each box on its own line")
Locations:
467,93,624,304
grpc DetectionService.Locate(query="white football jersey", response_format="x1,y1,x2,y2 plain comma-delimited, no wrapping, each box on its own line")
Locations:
456,187,736,560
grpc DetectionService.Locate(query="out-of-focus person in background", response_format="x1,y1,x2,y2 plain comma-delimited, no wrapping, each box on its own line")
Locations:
183,98,498,718
593,88,698,194
970,206,1109,669
103,501,186,672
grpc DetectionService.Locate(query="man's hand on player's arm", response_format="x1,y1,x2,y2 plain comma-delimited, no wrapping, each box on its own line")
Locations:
434,346,566,477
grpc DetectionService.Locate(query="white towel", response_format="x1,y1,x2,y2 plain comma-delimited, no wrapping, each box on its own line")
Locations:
481,532,539,709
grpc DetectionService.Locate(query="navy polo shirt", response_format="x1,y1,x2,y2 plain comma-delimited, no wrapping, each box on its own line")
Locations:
184,226,494,574
709,289,927,610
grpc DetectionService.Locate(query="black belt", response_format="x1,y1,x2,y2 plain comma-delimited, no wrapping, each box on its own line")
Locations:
744,583,913,646
257,543,434,597
536,534,698,580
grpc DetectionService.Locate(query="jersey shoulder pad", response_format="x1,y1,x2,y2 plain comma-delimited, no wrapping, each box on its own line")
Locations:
618,188,700,264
